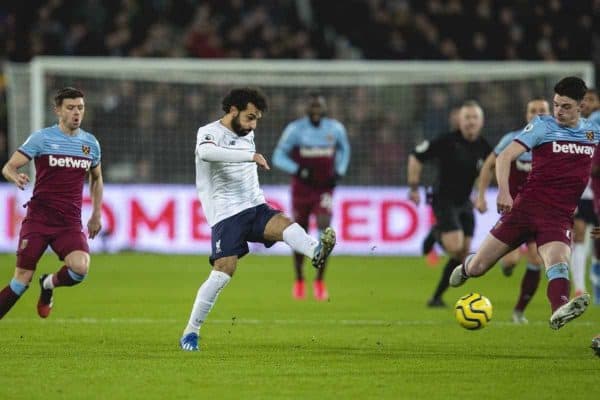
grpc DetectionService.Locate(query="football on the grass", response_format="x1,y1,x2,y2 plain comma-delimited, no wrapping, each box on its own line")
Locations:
454,293,493,330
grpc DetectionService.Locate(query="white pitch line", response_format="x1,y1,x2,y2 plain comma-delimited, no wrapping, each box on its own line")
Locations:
1,317,596,327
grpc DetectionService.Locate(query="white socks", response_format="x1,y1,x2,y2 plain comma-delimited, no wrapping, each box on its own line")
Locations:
183,270,231,335
571,242,586,293
43,274,55,290
283,223,319,258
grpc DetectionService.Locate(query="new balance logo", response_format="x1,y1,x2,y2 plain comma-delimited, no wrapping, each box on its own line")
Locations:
49,155,92,169
552,141,595,157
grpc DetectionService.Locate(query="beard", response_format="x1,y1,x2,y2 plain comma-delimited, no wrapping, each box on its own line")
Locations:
232,114,251,136
309,113,322,127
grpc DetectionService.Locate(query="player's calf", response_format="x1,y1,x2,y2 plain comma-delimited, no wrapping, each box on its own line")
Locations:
51,265,87,288
0,278,29,319
36,266,86,318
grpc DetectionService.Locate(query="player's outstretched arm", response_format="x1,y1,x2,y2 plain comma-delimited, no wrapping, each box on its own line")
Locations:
475,152,497,213
87,164,103,239
2,151,30,190
197,143,255,164
495,141,526,214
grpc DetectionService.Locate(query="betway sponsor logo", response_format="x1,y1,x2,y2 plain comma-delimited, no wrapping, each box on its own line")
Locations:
299,146,335,158
552,141,595,157
49,155,92,169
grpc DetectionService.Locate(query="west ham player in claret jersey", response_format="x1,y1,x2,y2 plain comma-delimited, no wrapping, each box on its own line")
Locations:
475,99,549,324
272,93,350,301
450,77,600,330
0,87,103,320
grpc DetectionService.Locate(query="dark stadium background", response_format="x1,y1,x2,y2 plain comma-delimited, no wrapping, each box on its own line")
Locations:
1,0,599,184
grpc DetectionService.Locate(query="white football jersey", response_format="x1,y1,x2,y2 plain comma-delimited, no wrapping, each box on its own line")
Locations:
195,120,266,226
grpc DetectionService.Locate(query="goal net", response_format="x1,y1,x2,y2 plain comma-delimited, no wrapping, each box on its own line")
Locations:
5,58,595,186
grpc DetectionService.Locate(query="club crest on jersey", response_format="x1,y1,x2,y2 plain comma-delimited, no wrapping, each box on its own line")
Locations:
586,131,594,141
82,145,90,155
523,123,533,132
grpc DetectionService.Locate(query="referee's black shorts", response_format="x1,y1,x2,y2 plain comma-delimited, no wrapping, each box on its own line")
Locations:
432,199,475,237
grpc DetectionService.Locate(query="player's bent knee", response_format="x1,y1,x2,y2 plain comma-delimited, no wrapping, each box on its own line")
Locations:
213,256,237,277
264,213,293,241
65,251,90,276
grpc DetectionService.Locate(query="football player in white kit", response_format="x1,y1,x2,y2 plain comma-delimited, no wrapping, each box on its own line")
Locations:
180,88,336,351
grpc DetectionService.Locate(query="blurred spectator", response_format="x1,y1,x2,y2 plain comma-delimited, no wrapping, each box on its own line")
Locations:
1,0,598,186
5,1,591,64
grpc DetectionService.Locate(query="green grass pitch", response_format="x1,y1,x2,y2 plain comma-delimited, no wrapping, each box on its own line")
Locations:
0,253,598,399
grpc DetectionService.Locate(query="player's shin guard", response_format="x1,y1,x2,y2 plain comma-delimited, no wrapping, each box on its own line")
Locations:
0,279,28,319
184,270,231,335
546,263,570,313
283,223,319,258
515,264,541,312
52,266,86,288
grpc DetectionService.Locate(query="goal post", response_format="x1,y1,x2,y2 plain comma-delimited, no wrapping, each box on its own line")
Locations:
1,58,596,255
6,57,596,186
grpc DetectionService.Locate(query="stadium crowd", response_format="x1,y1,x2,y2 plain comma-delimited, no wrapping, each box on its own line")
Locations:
0,0,598,184
3,1,596,62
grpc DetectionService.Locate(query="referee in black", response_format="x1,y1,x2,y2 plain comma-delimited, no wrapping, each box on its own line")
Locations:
408,100,492,307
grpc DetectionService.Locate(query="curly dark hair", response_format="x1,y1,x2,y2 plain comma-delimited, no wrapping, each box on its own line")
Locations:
221,87,268,114
554,77,587,101
54,87,85,106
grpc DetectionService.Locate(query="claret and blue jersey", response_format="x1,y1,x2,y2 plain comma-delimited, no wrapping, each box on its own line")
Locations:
494,129,532,198
512,114,600,215
273,116,350,187
18,124,101,224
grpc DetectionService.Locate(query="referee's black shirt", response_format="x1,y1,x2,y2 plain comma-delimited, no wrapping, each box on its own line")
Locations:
412,130,492,204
